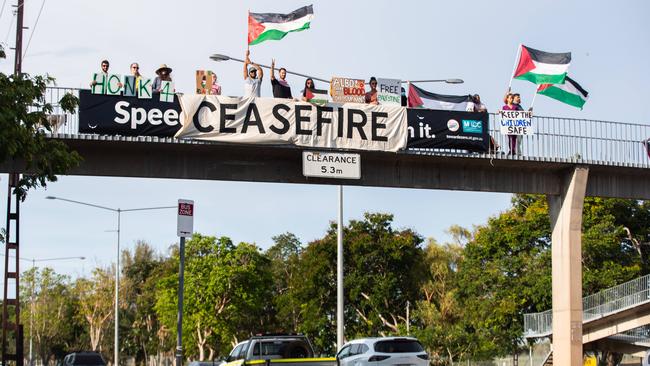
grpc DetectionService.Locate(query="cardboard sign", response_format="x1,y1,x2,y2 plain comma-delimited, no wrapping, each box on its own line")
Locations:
499,110,534,135
196,70,218,95
91,73,106,94
160,81,175,103
123,76,137,97
376,78,401,106
138,78,153,99
106,74,122,96
330,77,365,103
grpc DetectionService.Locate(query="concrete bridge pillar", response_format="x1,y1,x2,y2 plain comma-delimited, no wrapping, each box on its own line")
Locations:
548,166,589,366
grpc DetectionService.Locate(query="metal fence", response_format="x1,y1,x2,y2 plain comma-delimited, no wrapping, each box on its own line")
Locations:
523,274,650,337
41,87,650,169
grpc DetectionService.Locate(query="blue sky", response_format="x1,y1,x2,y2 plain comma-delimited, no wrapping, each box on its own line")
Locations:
0,0,648,276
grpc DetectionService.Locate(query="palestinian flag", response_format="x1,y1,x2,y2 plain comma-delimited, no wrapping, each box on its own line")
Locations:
408,83,472,111
248,5,314,45
305,88,330,106
537,76,589,109
514,45,571,84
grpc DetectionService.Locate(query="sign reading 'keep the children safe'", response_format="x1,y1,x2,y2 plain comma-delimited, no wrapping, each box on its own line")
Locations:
499,110,534,135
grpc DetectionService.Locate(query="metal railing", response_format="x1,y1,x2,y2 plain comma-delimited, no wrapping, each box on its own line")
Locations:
41,87,650,169
524,274,650,337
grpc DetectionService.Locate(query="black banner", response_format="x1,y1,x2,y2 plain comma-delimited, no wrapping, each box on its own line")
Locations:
78,90,181,137
406,109,489,152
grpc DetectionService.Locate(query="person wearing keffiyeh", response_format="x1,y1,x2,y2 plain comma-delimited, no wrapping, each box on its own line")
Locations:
270,58,293,99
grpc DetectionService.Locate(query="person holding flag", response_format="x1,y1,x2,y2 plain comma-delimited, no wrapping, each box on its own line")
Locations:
243,49,263,98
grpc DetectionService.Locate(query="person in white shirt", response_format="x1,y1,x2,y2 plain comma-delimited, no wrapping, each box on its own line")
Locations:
243,49,263,98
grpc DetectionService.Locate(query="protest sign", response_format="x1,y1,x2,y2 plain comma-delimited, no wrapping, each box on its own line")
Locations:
330,77,365,103
138,78,153,99
91,73,106,94
160,81,175,103
377,78,402,106
106,74,122,96
123,75,137,97
499,110,534,135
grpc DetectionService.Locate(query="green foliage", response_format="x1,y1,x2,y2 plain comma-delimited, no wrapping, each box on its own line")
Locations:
0,70,81,199
155,234,273,360
266,232,303,332
294,213,425,355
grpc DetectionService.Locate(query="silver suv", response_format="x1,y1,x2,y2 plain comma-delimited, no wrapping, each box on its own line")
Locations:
336,337,429,366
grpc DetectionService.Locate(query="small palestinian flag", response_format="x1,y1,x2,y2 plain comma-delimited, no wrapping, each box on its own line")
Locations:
514,45,571,84
248,5,314,45
537,76,589,109
408,83,472,111
305,88,330,106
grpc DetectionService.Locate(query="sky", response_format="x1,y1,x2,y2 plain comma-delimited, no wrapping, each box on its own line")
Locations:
0,0,649,277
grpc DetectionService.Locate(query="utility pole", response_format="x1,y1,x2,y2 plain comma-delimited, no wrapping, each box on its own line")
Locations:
2,1,25,365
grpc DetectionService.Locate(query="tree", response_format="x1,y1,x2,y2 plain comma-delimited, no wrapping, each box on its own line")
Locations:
74,267,115,352
266,232,303,332
21,267,78,366
121,241,165,366
456,194,650,360
295,213,425,354
155,235,273,360
0,65,81,199
413,239,474,366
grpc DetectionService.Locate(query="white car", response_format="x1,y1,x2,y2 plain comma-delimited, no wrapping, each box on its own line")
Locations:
336,337,429,366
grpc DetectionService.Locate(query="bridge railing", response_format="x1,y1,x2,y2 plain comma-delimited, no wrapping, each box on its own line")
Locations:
42,87,650,169
524,274,650,337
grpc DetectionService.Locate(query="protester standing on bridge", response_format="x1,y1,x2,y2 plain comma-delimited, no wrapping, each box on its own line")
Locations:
301,78,315,102
365,77,378,105
473,94,487,112
503,92,519,155
271,59,292,99
512,93,525,155
243,49,263,98
153,64,173,92
130,62,142,89
90,59,110,87
210,73,222,95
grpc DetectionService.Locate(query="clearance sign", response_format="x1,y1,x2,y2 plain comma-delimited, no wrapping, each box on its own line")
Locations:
176,95,408,152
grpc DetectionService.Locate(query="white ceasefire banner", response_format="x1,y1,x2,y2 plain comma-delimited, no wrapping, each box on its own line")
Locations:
499,110,534,135
175,95,408,152
377,78,401,106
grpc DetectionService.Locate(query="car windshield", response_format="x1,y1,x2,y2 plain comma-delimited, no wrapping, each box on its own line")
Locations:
253,340,309,358
74,354,105,365
374,340,424,353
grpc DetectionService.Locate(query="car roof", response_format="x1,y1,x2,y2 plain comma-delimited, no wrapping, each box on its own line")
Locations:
342,337,420,346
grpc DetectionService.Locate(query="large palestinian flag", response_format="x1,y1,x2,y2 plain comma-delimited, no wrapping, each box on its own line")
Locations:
514,45,571,84
537,76,589,109
408,84,472,111
248,5,314,45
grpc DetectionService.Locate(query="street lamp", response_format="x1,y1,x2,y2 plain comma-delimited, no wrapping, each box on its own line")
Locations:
45,196,175,366
210,53,330,83
19,256,86,366
209,53,464,85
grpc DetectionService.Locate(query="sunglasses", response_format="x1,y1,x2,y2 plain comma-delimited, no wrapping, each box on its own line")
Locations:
131,66,139,69
102,64,109,68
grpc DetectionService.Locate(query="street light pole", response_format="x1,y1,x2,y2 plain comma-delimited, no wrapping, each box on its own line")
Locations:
45,196,175,366
209,53,464,85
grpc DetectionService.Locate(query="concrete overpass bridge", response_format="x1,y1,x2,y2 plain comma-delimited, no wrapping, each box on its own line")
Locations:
526,274,650,360
2,87,650,366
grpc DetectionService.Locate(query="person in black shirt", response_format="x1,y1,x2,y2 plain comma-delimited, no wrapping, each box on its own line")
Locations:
270,58,292,98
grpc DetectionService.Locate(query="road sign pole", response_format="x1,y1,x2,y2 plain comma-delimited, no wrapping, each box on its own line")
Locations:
175,199,194,366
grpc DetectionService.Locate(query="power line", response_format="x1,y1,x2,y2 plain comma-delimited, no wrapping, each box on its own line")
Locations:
0,0,7,22
23,0,45,59
3,9,14,44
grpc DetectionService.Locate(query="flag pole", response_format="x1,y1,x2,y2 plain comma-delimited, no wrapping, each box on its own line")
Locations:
530,88,538,110
508,44,522,91
406,81,410,107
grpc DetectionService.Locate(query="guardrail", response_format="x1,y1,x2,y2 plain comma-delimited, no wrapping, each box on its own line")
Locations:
524,274,650,337
42,87,650,169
